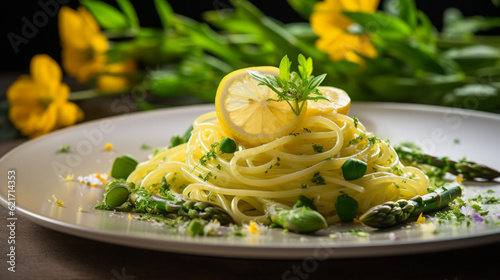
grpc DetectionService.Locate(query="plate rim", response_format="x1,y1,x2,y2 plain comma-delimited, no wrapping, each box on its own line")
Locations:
2,101,500,259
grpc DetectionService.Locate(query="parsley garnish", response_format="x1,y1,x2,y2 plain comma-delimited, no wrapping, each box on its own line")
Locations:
247,54,327,116
59,145,71,153
367,136,381,145
353,117,359,128
312,143,324,153
311,172,326,185
349,133,365,145
199,142,219,165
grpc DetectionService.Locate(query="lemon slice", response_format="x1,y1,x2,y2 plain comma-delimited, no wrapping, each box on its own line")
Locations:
306,86,351,118
215,67,305,147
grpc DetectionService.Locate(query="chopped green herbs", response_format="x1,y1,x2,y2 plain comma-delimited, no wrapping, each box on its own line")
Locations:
141,143,150,150
312,143,324,153
199,142,219,165
265,157,281,174
349,133,365,145
367,136,380,145
347,229,369,237
311,172,325,185
152,147,165,157
391,166,404,176
187,219,207,236
59,145,71,153
352,117,359,128
158,177,176,200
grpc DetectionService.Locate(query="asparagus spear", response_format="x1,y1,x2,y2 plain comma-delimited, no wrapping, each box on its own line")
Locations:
359,183,462,228
395,145,500,181
128,187,234,225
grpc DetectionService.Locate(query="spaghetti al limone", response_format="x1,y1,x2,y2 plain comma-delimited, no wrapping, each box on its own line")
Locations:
125,58,430,227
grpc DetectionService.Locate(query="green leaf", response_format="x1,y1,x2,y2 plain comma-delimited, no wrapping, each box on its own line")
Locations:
341,158,367,180
443,45,500,74
154,0,174,29
308,73,326,90
415,10,436,46
80,0,128,30
247,69,281,95
286,0,318,20
383,0,417,29
293,195,317,211
279,55,291,82
170,125,194,148
378,37,444,73
343,11,412,39
203,10,261,34
442,8,500,38
174,15,240,63
364,74,465,102
493,0,500,7
443,84,500,112
115,0,139,28
231,0,299,56
297,54,312,79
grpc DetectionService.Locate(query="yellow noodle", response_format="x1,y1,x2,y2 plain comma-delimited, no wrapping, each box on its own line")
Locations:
127,111,430,224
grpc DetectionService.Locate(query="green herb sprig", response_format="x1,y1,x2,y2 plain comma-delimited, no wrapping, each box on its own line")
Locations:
247,54,328,116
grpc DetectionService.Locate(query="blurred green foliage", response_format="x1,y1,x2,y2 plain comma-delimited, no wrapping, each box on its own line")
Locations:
81,0,500,112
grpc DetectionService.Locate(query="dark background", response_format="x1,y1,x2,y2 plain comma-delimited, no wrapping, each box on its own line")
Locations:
1,0,500,74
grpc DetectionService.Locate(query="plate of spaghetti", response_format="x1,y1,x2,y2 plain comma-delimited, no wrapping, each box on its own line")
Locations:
1,56,500,259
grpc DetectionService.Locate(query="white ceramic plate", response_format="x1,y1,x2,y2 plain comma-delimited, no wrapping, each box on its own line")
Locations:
1,102,500,259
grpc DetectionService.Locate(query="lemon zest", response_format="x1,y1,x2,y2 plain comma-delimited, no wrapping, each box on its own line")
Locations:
104,142,114,151
249,221,260,234
64,174,74,181
415,213,426,224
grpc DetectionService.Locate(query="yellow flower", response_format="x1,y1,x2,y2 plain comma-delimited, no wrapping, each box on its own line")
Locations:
415,212,426,224
7,54,84,138
97,60,137,93
104,142,114,151
310,0,379,64
58,6,108,83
